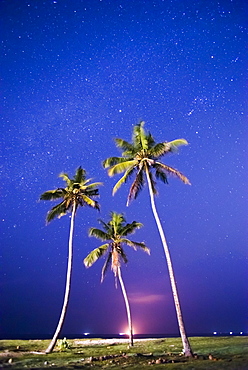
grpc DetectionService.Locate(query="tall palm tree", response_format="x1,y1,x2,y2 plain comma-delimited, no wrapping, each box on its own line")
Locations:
102,121,193,357
84,211,150,347
40,166,102,353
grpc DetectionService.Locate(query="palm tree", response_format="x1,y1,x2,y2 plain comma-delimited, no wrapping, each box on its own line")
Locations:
102,121,193,357
40,166,102,353
84,211,150,347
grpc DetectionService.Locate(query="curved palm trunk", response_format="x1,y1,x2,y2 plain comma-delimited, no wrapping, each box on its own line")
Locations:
145,166,193,357
117,267,134,347
45,203,76,354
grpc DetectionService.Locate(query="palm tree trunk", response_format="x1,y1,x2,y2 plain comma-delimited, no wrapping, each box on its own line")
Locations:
117,267,134,347
145,166,193,357
45,203,76,354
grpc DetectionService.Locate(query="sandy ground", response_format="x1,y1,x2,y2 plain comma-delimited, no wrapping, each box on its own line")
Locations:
74,338,157,346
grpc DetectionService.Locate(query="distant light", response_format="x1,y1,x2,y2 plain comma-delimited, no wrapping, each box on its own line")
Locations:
240,332,243,335
229,332,233,335
84,332,90,336
119,327,136,336
213,332,217,335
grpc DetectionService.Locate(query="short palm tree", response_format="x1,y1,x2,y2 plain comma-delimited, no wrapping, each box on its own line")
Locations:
84,211,150,347
102,121,193,357
40,167,102,354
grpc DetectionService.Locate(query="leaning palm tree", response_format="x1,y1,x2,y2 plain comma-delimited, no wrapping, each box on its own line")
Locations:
40,166,102,354
102,121,193,357
84,211,150,347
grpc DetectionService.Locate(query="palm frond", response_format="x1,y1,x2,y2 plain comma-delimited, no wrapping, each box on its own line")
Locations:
101,252,112,282
108,160,138,177
92,200,100,211
114,138,135,153
80,177,93,186
40,189,66,201
74,166,86,183
168,138,189,150
119,248,128,264
132,121,155,151
83,181,103,190
110,211,125,225
150,139,189,158
84,243,109,268
59,172,72,186
121,238,150,254
127,168,144,206
112,166,136,195
81,195,100,210
89,227,109,241
150,142,169,158
121,221,143,236
146,169,158,195
146,132,156,149
97,219,110,232
46,201,69,223
132,121,145,149
155,161,191,184
102,156,127,169
110,212,125,235
83,189,100,199
154,164,169,184
139,122,149,150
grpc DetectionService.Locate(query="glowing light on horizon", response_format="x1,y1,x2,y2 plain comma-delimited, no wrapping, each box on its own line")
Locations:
84,332,90,336
119,327,137,336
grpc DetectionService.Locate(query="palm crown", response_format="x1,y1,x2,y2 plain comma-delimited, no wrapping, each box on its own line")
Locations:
84,212,150,283
40,166,102,222
103,121,190,205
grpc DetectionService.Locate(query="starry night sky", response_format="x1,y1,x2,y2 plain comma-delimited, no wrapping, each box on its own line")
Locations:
1,0,247,339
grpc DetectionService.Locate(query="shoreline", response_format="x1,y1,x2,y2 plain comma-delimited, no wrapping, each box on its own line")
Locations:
74,338,159,346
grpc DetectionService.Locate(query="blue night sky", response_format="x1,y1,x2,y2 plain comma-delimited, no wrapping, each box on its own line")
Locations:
1,0,247,339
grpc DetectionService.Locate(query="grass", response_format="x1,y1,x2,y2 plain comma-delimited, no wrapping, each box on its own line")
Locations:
0,336,247,369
